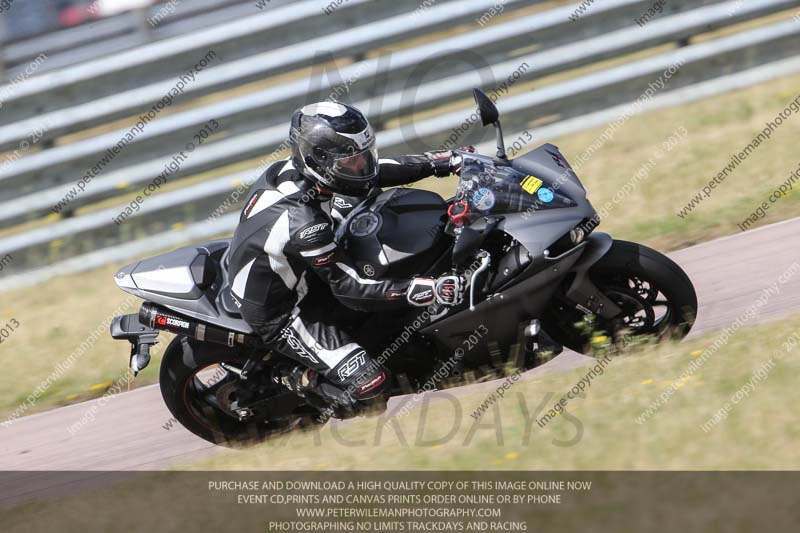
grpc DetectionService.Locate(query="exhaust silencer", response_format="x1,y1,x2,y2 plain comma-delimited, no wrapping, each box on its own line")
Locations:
139,302,263,349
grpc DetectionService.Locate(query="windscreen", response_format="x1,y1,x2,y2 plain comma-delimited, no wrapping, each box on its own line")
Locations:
454,153,573,221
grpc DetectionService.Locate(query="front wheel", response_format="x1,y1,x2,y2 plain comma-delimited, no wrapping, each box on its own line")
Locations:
543,240,698,354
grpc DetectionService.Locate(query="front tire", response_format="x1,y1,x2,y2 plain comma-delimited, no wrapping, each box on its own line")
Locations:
544,240,698,354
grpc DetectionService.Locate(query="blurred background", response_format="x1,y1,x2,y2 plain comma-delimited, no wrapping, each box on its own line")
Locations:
0,0,800,431
1,0,800,285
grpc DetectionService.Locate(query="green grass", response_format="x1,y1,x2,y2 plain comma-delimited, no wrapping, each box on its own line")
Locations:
188,313,800,471
1,315,798,532
0,263,172,420
1,70,799,418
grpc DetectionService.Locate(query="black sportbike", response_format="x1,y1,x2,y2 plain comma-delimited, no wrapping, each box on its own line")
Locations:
110,90,697,445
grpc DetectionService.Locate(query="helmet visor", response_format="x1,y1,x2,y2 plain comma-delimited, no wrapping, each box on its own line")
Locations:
330,146,379,180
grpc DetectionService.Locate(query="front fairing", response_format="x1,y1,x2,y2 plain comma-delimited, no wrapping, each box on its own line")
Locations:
455,144,598,259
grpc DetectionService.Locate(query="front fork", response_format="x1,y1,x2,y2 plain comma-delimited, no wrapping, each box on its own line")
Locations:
563,233,622,319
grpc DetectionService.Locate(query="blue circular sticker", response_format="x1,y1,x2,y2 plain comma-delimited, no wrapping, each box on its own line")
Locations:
472,187,496,211
537,187,554,203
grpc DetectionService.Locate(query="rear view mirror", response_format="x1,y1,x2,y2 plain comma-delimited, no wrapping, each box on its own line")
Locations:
473,89,499,126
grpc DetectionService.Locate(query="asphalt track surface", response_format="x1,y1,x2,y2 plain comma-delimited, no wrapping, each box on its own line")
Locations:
1,218,798,483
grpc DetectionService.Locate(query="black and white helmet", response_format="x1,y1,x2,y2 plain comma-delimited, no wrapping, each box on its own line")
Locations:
290,102,379,195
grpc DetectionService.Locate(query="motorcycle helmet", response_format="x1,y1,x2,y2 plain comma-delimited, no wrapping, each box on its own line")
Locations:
290,102,379,195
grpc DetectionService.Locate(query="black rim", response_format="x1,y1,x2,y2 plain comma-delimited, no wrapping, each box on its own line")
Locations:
178,359,318,442
182,361,250,437
596,273,680,341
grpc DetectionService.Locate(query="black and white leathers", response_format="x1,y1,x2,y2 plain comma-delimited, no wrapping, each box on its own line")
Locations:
226,154,438,393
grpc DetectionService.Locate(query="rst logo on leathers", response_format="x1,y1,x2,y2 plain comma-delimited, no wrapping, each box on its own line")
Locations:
279,327,319,365
338,351,367,380
411,289,432,303
299,222,329,240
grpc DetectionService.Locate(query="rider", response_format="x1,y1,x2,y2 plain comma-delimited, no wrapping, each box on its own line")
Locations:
226,101,468,416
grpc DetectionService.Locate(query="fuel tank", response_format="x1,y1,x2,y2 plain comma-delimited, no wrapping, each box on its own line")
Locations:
340,188,451,278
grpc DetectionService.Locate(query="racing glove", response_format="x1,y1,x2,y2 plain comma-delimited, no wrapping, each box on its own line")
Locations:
407,275,465,307
425,146,475,177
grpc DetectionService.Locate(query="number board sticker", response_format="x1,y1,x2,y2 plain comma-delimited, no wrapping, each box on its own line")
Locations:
537,187,554,203
472,187,496,211
520,176,543,194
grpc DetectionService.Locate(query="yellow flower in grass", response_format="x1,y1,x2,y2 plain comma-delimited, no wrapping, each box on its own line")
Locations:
88,381,113,392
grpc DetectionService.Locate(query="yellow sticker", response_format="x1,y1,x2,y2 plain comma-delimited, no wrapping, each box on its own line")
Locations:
521,175,543,194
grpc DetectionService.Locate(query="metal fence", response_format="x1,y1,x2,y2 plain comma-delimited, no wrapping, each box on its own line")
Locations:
0,1,282,78
0,0,799,281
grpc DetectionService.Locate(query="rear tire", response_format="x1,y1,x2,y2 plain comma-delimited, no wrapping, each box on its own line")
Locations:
543,240,698,354
159,336,315,447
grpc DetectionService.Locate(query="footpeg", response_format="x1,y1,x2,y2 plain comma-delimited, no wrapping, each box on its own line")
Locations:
518,319,562,368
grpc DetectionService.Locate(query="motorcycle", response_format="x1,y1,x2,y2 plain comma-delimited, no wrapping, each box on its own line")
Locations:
109,89,697,445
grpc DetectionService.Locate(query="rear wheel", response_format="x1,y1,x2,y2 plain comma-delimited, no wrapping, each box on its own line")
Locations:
159,336,320,446
543,240,698,354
